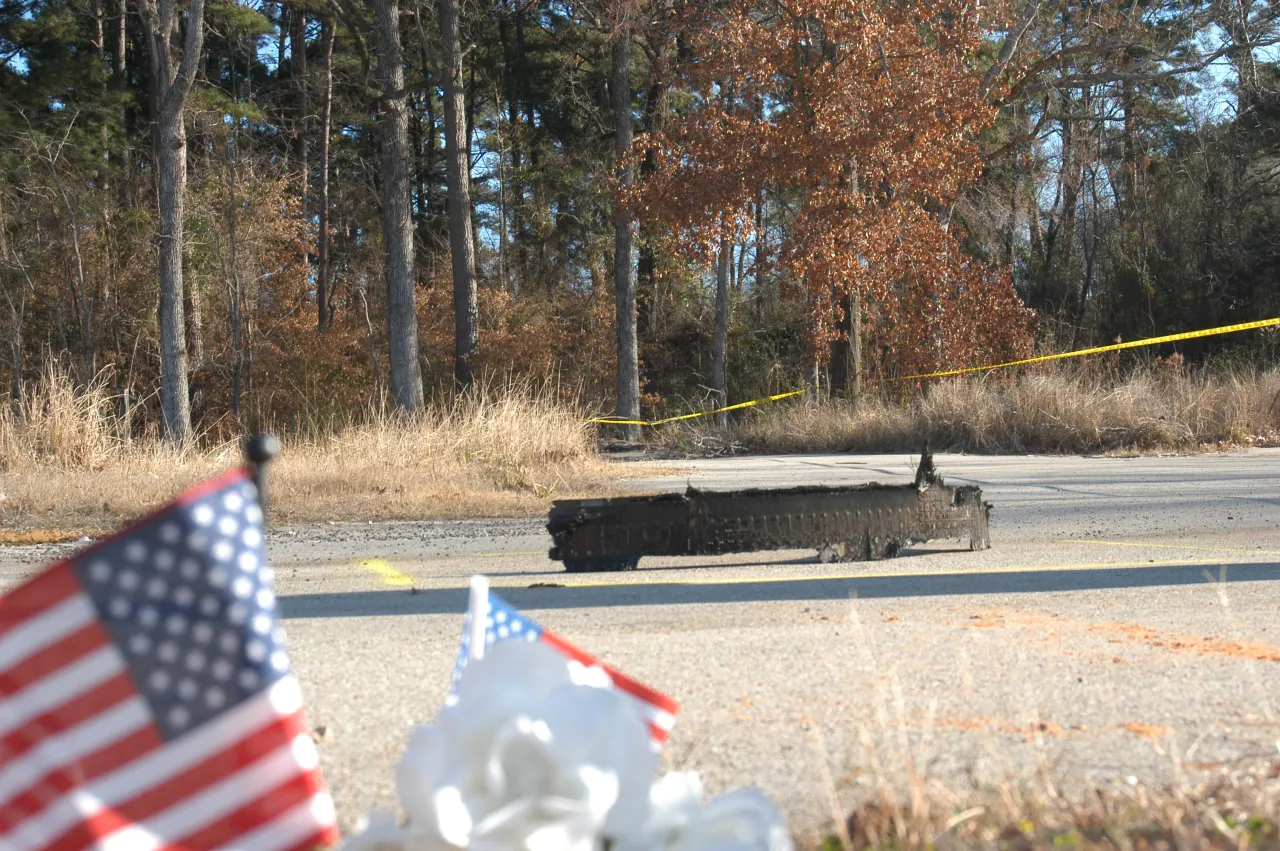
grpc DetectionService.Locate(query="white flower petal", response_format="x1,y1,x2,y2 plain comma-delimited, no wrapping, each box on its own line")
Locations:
614,772,703,851
668,788,793,851
433,786,473,847
392,639,658,851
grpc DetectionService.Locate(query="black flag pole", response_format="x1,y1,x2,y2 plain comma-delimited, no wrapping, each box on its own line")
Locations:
243,433,281,518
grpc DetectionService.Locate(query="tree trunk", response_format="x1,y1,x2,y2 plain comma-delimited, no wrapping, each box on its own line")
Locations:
466,69,484,272
290,4,308,200
804,360,820,401
373,0,425,411
636,22,671,345
139,0,206,443
113,0,129,208
713,238,731,427
0,203,24,405
227,128,244,419
851,290,862,397
754,194,766,311
317,18,334,329
276,2,287,85
438,0,478,388
113,0,126,81
156,116,192,441
830,291,862,397
499,6,524,295
184,262,205,423
829,291,853,395
612,30,640,441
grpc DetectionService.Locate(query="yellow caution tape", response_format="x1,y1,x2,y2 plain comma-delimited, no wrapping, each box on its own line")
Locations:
591,317,1280,425
589,389,805,426
888,317,1280,382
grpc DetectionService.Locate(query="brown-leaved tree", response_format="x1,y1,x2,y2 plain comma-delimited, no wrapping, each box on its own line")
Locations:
633,0,1037,384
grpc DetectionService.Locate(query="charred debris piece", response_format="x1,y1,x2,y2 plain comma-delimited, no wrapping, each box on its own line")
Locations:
545,450,991,573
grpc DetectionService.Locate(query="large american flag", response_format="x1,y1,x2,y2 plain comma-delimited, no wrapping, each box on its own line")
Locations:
0,468,338,851
450,581,679,746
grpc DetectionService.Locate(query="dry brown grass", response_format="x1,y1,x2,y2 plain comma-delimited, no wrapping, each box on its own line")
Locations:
808,590,1280,851
670,363,1280,456
0,370,622,532
813,765,1280,850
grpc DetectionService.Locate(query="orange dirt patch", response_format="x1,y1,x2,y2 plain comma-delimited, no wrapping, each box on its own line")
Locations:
1003,721,1068,738
1092,622,1280,663
927,718,1070,738
1119,722,1171,741
951,609,1280,664
0,529,97,545
932,718,987,731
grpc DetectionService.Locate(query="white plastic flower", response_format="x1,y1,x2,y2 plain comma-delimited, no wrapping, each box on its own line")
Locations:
621,773,793,851
338,624,795,851
392,639,657,851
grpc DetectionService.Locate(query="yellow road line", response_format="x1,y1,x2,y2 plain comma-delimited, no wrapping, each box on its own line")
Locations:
535,557,1241,589
358,558,415,587
1059,539,1280,557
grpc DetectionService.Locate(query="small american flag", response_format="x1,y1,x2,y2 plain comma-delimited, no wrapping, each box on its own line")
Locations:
0,468,338,851
450,577,679,745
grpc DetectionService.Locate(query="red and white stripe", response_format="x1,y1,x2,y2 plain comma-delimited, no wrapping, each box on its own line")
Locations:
0,564,337,851
540,631,680,745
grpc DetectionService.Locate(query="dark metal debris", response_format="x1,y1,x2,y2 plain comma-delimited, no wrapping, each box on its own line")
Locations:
546,451,991,572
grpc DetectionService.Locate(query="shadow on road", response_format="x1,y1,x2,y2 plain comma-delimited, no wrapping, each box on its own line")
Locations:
278,561,1280,619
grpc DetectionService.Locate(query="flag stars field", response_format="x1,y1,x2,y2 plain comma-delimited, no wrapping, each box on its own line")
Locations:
74,478,288,738
0,467,336,851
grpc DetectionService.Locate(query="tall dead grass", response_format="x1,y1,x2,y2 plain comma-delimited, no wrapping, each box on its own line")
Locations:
693,364,1280,456
806,591,1280,851
0,363,139,469
0,371,617,532
815,764,1280,850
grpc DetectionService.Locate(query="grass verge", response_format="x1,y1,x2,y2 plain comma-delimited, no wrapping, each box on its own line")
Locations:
815,766,1280,850
661,362,1280,456
0,369,624,532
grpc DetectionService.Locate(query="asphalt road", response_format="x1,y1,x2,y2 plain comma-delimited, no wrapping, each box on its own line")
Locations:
3,450,1280,843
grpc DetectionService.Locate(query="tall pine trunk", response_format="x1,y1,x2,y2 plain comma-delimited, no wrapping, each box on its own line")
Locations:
156,109,191,440
438,0,478,388
373,0,425,411
139,0,206,443
317,18,334,329
612,30,639,440
290,4,308,199
227,126,244,419
713,238,730,427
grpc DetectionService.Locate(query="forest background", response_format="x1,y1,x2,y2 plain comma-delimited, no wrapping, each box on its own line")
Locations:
1,0,1279,530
